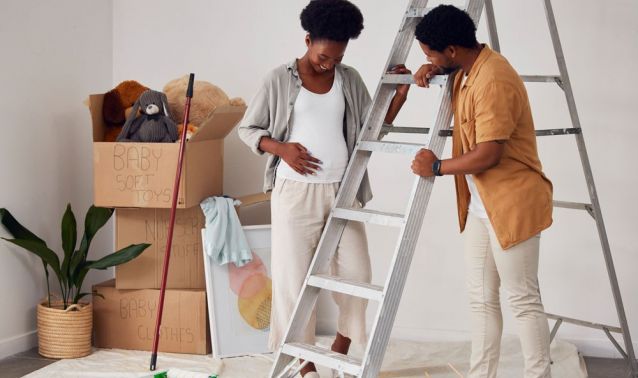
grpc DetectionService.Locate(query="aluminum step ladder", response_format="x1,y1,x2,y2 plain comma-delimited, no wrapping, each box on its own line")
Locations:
270,0,638,377
269,1,482,376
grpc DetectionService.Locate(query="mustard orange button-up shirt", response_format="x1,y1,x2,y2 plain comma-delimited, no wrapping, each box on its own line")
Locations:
452,45,553,249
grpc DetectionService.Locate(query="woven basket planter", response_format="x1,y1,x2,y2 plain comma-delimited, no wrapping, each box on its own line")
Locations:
37,301,92,359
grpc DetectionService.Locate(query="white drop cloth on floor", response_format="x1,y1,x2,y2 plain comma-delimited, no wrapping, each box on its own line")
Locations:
24,336,587,377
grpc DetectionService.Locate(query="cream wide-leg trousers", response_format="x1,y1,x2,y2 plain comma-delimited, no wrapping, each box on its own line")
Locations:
268,178,371,351
464,214,552,378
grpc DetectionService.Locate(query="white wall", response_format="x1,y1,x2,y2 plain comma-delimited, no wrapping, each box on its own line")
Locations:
112,0,638,358
0,0,114,359
2,0,634,360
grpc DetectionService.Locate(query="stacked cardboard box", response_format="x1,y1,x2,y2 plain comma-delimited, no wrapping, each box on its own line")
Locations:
87,94,245,354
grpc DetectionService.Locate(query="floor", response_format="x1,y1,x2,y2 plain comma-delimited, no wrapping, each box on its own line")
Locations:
0,347,633,378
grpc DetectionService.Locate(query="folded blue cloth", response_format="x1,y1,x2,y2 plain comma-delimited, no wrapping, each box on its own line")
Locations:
200,196,253,267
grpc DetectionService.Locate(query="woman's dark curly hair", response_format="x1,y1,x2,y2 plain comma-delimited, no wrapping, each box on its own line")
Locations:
415,5,478,51
300,0,364,42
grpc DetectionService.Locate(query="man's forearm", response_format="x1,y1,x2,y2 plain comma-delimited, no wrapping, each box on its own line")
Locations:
440,142,504,175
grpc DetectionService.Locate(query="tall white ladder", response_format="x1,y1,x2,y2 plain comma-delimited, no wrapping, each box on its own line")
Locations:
270,1,638,377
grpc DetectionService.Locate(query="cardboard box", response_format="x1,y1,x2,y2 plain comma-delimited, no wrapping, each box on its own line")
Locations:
114,193,270,290
92,280,210,354
115,206,206,290
89,94,245,208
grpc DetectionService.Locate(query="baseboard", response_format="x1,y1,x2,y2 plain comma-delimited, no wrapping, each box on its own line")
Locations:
0,330,38,360
317,320,638,359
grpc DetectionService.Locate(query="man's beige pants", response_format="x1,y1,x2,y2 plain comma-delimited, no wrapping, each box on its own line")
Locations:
268,178,371,351
464,214,552,378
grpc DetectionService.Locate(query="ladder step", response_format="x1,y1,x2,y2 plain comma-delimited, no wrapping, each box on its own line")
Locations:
381,125,430,135
520,75,562,86
382,74,448,86
383,75,561,86
281,342,362,376
535,128,581,136
358,140,425,155
380,127,581,138
332,207,405,227
553,200,593,211
438,129,582,138
308,274,384,301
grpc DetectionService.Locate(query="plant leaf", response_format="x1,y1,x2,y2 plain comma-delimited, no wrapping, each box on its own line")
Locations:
73,263,91,291
87,243,150,270
0,208,46,245
60,204,77,290
61,204,77,265
1,238,61,278
78,206,113,261
73,243,149,291
69,249,84,285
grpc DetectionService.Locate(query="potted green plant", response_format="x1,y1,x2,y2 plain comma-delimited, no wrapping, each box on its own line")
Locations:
0,204,150,359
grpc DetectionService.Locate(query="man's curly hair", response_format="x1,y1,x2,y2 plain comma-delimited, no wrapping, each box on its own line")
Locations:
415,5,478,51
300,0,364,42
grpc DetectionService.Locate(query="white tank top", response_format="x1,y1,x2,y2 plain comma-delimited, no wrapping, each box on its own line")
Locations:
276,70,348,183
466,174,488,219
460,73,488,219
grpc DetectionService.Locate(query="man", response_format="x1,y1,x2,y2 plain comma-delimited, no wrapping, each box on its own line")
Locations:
408,5,553,378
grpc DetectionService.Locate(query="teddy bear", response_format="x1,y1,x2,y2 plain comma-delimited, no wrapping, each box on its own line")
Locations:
116,90,178,143
163,75,245,127
102,80,148,142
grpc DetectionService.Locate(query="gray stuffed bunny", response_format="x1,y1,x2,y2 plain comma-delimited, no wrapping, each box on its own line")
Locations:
116,90,178,143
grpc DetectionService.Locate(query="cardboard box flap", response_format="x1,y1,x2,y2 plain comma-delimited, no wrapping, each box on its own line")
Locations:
89,94,106,143
236,192,271,208
94,278,116,289
189,105,246,142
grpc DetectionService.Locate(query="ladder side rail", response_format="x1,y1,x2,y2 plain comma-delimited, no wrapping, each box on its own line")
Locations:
542,1,637,374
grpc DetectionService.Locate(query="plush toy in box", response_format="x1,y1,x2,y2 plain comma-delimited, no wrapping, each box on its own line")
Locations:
163,75,246,128
98,76,245,143
116,90,178,143
101,80,148,142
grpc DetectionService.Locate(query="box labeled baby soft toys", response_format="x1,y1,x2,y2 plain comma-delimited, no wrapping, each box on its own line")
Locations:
88,76,246,209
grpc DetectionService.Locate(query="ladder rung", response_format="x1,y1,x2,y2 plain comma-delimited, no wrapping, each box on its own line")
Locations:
535,128,581,136
546,313,623,333
382,74,448,86
381,125,430,135
380,127,581,138
520,75,562,84
281,343,362,375
332,207,405,227
553,200,592,211
308,274,384,301
358,140,425,155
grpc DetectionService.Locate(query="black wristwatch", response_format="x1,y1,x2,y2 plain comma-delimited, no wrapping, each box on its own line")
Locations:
432,159,443,176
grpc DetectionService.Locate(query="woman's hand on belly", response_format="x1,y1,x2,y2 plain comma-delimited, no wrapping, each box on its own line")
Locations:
278,142,322,176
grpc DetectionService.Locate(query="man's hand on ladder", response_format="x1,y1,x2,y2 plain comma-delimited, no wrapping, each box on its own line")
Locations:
413,64,444,88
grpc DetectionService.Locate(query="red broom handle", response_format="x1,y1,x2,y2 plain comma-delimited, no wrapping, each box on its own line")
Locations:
150,73,195,371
